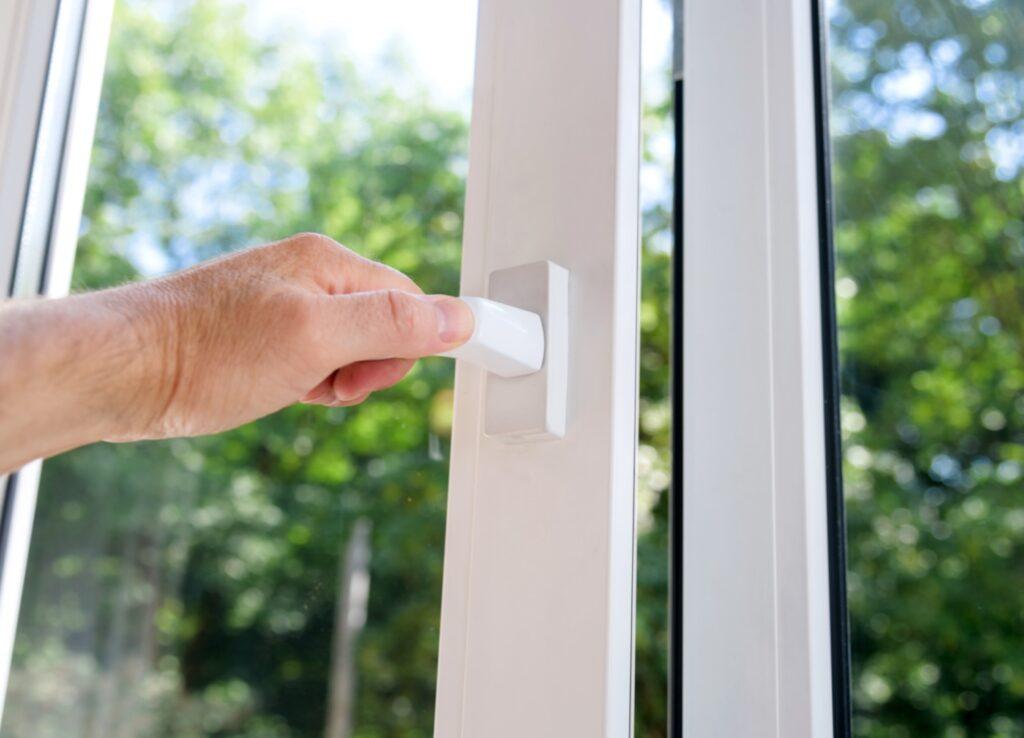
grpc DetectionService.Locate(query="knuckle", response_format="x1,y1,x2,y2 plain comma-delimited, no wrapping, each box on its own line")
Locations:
285,232,338,261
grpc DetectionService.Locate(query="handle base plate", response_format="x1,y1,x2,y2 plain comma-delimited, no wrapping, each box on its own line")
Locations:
484,261,569,442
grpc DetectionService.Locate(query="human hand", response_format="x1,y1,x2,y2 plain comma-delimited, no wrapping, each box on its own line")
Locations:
0,232,473,469
104,233,474,440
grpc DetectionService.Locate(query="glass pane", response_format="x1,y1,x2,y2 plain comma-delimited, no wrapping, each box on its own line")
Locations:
0,0,474,735
826,1,1024,735
636,1,674,736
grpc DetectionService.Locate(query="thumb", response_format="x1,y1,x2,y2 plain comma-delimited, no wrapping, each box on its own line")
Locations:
324,289,475,365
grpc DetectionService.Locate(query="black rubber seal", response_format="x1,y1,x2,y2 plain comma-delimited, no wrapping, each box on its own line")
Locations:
668,74,684,738
809,2,854,735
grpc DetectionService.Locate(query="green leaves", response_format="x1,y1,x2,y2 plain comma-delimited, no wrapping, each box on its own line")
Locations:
833,1,1024,735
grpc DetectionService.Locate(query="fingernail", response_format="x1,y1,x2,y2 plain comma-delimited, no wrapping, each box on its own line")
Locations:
433,296,474,344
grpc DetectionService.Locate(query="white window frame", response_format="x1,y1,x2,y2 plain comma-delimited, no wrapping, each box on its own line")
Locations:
0,0,60,293
0,0,114,722
434,0,641,735
682,0,840,736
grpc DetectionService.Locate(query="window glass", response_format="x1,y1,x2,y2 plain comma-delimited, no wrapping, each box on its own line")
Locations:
1,1,474,735
826,1,1024,735
636,1,674,736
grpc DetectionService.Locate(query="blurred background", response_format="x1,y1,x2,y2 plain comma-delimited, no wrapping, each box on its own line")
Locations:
829,0,1024,736
4,0,1023,736
0,1,673,736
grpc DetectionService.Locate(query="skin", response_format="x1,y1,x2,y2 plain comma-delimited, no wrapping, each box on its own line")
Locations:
0,232,474,473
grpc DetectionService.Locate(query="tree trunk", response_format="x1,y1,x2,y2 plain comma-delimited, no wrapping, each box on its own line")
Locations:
323,518,372,738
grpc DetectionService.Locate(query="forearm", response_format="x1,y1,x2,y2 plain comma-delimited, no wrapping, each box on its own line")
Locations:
0,292,148,472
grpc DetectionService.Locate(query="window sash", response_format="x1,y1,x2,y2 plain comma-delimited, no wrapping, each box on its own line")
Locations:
682,0,837,734
434,0,641,735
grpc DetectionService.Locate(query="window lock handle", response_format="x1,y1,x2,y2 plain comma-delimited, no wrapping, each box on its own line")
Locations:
438,296,544,378
437,261,568,442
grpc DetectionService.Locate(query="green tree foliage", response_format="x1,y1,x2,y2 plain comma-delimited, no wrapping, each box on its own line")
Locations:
1,1,673,737
830,1,1024,736
635,74,672,738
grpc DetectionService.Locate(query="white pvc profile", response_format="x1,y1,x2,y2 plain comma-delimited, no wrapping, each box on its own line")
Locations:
683,0,835,735
0,0,60,293
435,0,641,735
0,0,115,724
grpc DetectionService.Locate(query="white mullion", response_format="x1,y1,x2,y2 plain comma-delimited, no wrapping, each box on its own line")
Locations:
683,0,833,735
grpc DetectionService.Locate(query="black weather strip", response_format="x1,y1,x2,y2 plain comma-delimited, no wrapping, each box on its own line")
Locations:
668,1,684,734
809,1,853,735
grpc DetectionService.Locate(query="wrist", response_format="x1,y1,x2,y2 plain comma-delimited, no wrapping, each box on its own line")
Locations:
88,281,183,441
0,296,123,468
0,286,175,471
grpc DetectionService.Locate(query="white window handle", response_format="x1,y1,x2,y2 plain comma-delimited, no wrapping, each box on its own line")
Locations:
438,261,568,442
438,296,544,378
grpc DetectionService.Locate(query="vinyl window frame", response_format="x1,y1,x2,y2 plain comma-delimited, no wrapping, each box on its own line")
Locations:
680,0,848,735
434,0,641,735
0,0,114,720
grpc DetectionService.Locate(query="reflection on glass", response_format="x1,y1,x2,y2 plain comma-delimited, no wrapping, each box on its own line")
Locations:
828,0,1024,735
1,0,471,735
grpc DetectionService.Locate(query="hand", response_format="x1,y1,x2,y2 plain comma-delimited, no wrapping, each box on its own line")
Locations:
105,232,474,439
0,233,474,470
